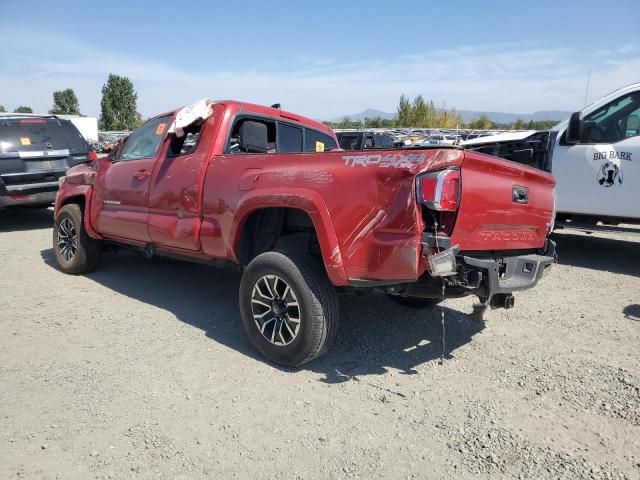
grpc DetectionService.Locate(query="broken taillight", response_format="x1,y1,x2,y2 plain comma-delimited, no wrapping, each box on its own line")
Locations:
417,168,460,211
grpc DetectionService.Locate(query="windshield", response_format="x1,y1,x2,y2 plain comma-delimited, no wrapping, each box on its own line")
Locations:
0,118,89,153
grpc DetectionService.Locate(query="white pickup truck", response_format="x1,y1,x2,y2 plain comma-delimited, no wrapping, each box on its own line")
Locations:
462,83,639,227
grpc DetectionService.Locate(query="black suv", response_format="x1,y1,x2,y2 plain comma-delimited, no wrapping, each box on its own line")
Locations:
0,115,93,209
336,131,403,151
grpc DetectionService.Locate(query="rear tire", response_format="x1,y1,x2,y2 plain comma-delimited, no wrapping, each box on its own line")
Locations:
239,248,338,367
387,295,441,309
53,204,101,274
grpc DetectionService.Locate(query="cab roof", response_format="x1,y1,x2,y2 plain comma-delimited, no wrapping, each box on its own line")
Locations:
155,100,333,135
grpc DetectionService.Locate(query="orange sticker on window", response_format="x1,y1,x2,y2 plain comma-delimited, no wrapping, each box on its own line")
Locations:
155,123,166,135
20,137,31,146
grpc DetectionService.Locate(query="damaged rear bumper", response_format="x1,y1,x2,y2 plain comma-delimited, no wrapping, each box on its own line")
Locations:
387,239,556,308
461,241,555,309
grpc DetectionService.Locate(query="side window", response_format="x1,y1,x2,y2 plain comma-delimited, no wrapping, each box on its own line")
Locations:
168,120,203,157
581,92,640,143
337,134,362,150
278,123,302,153
373,134,392,148
623,107,640,138
364,135,374,149
227,117,276,154
119,116,171,161
304,129,338,152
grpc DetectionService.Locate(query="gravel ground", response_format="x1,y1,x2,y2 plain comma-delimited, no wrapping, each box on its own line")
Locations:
1,207,639,479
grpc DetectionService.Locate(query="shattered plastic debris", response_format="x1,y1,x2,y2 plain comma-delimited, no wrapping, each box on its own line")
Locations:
168,98,214,137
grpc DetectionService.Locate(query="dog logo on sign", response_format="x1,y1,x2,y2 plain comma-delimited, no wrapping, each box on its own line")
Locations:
597,161,623,187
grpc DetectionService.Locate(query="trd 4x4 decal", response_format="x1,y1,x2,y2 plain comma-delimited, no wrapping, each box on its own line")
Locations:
343,153,426,168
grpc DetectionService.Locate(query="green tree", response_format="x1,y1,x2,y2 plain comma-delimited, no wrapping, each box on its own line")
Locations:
511,118,526,130
411,95,428,127
364,116,384,128
0,105,6,113
49,88,81,115
468,113,492,130
99,74,141,130
425,100,437,127
14,106,33,113
396,94,412,127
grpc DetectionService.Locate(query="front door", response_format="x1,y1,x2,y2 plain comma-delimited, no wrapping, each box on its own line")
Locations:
147,119,209,250
554,91,640,218
93,115,172,243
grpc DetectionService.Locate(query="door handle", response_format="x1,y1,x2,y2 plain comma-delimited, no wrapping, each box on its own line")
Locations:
134,170,151,180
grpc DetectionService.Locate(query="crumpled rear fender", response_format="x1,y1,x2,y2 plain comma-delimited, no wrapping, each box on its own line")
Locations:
231,188,348,286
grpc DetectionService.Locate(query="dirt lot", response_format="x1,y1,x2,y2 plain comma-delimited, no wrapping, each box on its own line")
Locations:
1,208,639,479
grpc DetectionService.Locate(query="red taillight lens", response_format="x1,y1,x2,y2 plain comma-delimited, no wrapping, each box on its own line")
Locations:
19,118,46,124
418,168,460,211
88,150,98,161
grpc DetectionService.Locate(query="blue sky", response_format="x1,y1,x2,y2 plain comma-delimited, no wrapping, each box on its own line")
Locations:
0,0,638,119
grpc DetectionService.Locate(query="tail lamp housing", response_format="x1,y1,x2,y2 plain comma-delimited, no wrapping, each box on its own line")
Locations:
417,168,460,211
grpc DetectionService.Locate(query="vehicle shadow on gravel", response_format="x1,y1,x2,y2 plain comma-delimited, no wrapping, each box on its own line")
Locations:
310,293,484,383
552,232,640,277
0,207,53,232
40,248,484,382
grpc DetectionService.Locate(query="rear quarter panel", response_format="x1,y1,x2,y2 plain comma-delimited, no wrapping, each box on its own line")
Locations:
202,149,464,285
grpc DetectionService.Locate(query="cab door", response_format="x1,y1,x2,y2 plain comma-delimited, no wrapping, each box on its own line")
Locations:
92,115,172,243
147,119,210,250
553,91,640,218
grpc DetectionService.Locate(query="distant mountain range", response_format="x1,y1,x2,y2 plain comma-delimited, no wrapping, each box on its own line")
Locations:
332,108,572,124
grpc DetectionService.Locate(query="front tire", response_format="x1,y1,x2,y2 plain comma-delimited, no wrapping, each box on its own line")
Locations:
53,204,101,274
239,249,338,367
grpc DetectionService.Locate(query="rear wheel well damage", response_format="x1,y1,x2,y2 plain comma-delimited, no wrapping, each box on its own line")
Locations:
238,207,322,265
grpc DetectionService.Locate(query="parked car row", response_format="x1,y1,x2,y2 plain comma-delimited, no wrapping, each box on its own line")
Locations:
334,127,515,151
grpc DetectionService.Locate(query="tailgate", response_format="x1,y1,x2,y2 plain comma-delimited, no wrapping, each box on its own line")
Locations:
450,151,555,251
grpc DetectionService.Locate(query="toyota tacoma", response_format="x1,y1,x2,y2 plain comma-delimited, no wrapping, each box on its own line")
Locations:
53,99,556,366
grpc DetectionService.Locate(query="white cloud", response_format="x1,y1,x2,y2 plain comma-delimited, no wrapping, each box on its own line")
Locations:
0,28,638,119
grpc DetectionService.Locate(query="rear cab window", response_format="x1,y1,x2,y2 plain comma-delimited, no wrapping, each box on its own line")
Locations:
227,117,277,154
227,115,337,154
278,123,302,153
305,129,337,152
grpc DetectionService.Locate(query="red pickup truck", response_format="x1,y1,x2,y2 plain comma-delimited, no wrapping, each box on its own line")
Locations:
53,100,556,366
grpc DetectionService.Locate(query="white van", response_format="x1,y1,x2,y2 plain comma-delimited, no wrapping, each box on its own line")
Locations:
462,83,640,226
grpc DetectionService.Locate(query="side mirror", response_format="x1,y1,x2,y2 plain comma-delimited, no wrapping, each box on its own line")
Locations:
566,111,583,145
239,121,268,153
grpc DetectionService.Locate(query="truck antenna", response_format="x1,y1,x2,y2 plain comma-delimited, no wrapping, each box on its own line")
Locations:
583,68,591,107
